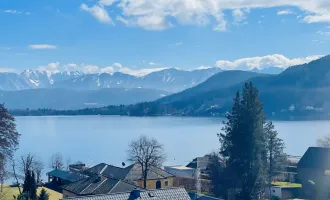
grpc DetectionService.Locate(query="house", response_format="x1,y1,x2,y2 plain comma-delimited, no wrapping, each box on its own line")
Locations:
267,186,301,200
62,174,138,198
164,166,195,178
186,155,211,177
61,187,190,200
84,163,175,189
47,169,88,186
297,147,330,199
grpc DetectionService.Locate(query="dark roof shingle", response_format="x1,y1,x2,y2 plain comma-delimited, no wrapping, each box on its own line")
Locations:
86,163,174,181
62,175,137,195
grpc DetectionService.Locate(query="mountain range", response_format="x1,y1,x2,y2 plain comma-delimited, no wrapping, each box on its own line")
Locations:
13,55,330,119
0,67,283,92
0,68,223,92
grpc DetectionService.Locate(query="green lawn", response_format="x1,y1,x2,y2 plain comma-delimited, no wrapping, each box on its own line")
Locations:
272,181,302,187
1,185,63,200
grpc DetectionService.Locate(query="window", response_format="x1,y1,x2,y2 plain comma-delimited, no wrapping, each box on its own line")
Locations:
165,181,169,187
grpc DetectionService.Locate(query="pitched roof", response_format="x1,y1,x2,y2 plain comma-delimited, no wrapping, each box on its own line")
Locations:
297,147,330,169
62,175,137,195
61,188,190,200
186,155,211,171
47,169,87,182
86,163,174,181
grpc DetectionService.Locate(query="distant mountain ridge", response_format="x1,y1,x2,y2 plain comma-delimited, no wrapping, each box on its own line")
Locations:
0,68,222,92
15,55,330,119
0,66,284,92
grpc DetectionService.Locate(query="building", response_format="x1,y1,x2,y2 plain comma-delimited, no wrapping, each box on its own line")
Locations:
84,163,175,189
47,169,88,186
62,174,138,198
61,187,190,200
186,155,211,177
164,166,195,178
267,186,301,200
297,147,330,199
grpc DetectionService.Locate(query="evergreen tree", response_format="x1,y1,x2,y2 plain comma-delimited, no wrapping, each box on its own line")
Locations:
22,170,37,200
219,82,267,200
23,170,31,194
264,122,286,188
38,188,49,200
30,171,37,200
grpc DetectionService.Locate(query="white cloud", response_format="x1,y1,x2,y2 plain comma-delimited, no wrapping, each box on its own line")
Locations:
149,62,158,66
175,42,183,46
82,64,100,74
0,67,17,73
99,63,167,76
29,44,57,50
38,62,60,73
4,10,20,14
116,16,129,25
82,0,330,30
99,0,117,6
232,9,246,22
277,10,295,15
80,4,113,24
215,54,323,70
304,14,330,23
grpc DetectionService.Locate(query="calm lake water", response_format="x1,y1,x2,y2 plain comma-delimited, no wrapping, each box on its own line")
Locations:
15,116,330,170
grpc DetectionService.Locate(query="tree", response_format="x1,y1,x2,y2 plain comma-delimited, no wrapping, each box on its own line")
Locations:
50,153,64,170
127,136,166,188
0,104,20,159
20,153,44,183
316,135,330,147
22,170,37,200
38,188,49,200
264,121,286,194
0,104,20,190
207,153,232,199
219,82,267,200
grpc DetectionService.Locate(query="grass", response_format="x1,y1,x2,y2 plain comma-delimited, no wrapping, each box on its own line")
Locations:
272,181,302,187
1,185,63,200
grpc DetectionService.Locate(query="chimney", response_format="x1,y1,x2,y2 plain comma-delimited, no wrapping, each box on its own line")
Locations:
128,189,141,200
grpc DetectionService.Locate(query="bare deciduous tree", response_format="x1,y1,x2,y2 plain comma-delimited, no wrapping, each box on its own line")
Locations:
317,135,330,147
50,153,64,170
19,153,44,183
127,135,166,188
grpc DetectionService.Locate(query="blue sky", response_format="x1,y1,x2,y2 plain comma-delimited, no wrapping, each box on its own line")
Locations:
0,0,330,75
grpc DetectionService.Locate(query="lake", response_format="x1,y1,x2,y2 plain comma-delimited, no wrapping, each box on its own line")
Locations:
15,116,330,171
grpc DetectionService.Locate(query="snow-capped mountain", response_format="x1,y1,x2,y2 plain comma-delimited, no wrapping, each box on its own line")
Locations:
0,67,223,92
51,67,222,92
0,70,83,91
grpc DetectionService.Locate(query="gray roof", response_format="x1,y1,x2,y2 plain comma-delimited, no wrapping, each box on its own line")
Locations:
61,188,190,200
298,147,330,169
47,169,87,182
62,175,137,195
85,163,174,181
186,155,211,170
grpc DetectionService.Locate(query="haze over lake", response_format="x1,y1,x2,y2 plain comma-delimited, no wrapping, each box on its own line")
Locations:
15,116,327,169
